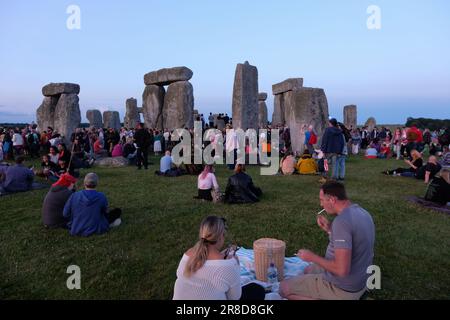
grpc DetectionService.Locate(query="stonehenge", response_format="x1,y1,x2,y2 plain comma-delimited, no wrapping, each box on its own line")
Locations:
343,105,357,129
365,117,377,132
258,92,268,129
103,111,121,130
86,109,103,128
124,98,140,129
142,66,194,130
36,82,81,144
271,78,329,155
232,61,259,130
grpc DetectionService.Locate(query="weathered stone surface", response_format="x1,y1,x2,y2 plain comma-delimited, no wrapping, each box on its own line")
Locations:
142,85,165,129
272,78,303,95
96,156,129,167
37,96,58,132
53,94,81,143
42,83,80,97
343,105,357,129
163,81,194,130
258,101,268,128
144,67,193,86
103,111,121,130
232,61,259,130
258,92,268,101
283,87,329,155
86,109,103,128
124,98,140,129
365,117,377,132
272,94,285,126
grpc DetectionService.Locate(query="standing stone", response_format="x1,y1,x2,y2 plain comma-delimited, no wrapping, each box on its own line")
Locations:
258,101,268,129
142,85,165,130
365,117,377,132
42,83,80,97
272,94,285,126
53,94,81,142
232,61,259,130
103,111,121,130
124,98,140,129
343,105,357,129
272,78,303,95
37,96,58,132
193,109,199,122
86,109,103,128
144,67,193,86
258,93,268,101
163,81,194,130
283,87,329,155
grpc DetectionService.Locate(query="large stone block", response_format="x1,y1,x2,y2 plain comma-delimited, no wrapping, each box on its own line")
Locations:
343,105,357,129
144,66,193,86
258,101,268,129
163,81,194,130
36,96,58,132
142,85,165,129
42,83,80,97
258,92,268,101
365,117,377,132
284,87,329,155
103,111,121,130
124,98,140,129
232,61,259,130
53,93,81,142
272,94,285,126
86,109,103,128
272,78,303,95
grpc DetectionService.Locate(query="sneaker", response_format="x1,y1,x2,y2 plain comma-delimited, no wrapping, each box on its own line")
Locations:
110,218,122,228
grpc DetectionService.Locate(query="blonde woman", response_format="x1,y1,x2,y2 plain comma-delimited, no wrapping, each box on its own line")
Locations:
384,149,423,176
173,216,264,300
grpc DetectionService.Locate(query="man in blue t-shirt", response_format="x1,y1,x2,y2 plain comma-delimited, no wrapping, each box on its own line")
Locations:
280,181,375,300
63,173,121,236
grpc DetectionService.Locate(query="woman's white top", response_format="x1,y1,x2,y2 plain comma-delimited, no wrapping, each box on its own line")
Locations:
173,254,241,300
198,173,219,190
12,133,23,146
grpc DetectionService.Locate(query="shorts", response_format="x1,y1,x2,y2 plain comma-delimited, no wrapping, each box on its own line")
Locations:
283,264,366,300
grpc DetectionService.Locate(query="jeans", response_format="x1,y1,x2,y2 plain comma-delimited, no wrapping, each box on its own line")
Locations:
333,155,346,179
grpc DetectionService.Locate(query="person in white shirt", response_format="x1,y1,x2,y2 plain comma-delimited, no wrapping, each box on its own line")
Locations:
173,216,265,300
195,165,219,201
12,130,24,155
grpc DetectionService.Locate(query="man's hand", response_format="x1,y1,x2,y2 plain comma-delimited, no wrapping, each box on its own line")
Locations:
317,215,331,234
297,249,315,262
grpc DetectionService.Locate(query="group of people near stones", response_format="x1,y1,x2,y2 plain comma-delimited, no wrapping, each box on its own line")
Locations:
1,117,449,299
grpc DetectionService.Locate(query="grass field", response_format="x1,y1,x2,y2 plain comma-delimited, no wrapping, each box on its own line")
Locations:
1,154,449,299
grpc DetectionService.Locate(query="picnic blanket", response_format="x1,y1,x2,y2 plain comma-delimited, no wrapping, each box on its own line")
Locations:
236,247,310,295
406,196,450,215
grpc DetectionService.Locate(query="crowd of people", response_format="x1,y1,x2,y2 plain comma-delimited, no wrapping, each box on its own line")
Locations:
1,118,449,300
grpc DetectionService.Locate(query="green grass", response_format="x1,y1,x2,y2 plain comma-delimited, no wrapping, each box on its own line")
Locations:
1,155,449,299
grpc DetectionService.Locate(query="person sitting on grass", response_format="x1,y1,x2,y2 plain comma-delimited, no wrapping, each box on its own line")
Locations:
377,142,391,159
296,150,318,174
415,155,442,184
224,164,262,204
195,164,220,201
279,181,375,300
279,151,296,175
63,173,122,237
173,215,265,300
383,149,423,177
0,156,34,195
424,168,450,206
42,173,77,229
34,154,58,182
364,144,378,159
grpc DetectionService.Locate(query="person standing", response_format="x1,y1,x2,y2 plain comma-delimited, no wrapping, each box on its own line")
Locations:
320,118,345,181
133,123,151,170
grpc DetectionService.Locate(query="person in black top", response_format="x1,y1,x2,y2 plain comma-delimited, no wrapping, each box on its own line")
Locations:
133,123,151,170
384,149,423,177
224,164,262,204
416,155,442,183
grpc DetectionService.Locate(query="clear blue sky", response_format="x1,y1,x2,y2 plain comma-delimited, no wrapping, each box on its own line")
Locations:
1,0,449,124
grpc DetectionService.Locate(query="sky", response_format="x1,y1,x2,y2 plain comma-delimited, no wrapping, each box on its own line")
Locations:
1,0,449,124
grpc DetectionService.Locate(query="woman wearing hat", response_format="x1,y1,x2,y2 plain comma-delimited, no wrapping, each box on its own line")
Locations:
42,173,77,229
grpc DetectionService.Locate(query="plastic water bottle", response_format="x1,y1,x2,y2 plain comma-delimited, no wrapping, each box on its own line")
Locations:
267,262,278,286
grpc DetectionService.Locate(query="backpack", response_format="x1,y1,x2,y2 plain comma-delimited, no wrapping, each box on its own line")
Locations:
308,132,318,145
